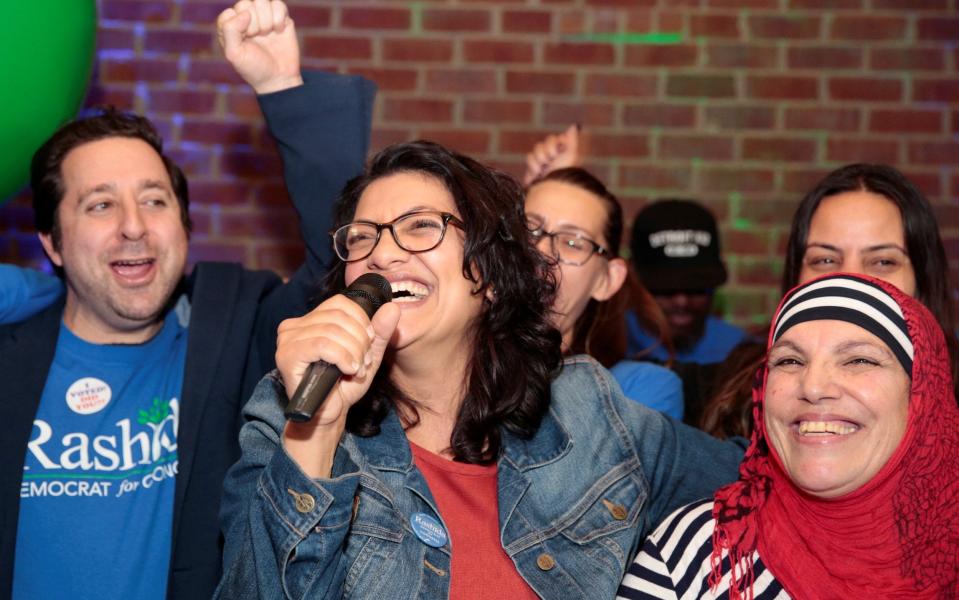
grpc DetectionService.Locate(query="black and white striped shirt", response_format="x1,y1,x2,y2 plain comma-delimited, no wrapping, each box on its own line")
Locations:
617,500,790,600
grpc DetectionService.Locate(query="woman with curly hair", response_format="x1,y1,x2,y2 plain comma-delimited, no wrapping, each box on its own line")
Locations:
216,141,743,599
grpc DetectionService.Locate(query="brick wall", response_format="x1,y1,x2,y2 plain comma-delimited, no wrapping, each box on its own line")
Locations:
2,0,958,329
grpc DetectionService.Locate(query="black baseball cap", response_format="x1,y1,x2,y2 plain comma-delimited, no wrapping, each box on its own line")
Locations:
630,199,728,293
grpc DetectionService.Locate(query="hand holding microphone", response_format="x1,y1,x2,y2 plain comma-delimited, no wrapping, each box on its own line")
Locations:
276,273,399,427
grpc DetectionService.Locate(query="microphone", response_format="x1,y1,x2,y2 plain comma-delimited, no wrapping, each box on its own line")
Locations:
284,273,393,422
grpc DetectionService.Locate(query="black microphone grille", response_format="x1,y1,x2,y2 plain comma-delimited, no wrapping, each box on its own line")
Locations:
345,272,393,310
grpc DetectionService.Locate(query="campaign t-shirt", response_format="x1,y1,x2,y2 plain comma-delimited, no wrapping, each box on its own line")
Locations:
13,314,187,600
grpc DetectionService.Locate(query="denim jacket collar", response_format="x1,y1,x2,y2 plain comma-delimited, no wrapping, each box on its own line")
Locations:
347,411,413,473
345,404,573,473
500,408,572,471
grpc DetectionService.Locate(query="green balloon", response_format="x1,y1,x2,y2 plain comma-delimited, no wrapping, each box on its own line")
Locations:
0,0,96,203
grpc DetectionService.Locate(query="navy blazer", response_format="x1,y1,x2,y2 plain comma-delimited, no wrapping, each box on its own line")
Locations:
0,71,375,600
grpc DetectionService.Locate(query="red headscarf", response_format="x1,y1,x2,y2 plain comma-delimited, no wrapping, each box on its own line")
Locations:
711,273,959,599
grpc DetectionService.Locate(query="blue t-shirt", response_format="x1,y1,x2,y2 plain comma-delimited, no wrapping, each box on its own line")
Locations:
626,312,748,365
0,264,63,324
609,360,684,420
13,314,188,600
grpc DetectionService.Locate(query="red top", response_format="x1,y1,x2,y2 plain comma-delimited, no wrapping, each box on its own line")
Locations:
409,442,539,600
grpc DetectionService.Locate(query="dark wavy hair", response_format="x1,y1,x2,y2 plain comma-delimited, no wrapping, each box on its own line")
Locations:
321,141,563,464
528,167,673,368
698,340,765,439
782,163,959,397
31,107,192,253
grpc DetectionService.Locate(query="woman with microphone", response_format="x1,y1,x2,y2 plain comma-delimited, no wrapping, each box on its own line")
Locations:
216,141,743,599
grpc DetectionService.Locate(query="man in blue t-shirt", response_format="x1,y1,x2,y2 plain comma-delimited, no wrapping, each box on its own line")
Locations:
627,199,748,365
0,3,375,599
10,104,194,600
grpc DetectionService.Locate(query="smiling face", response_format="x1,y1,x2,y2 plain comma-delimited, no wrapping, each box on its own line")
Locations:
525,179,626,349
651,290,712,350
38,137,188,343
763,319,910,498
800,190,916,296
343,172,484,361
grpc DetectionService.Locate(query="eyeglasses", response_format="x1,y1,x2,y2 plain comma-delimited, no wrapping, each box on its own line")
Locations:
331,210,464,262
529,225,609,266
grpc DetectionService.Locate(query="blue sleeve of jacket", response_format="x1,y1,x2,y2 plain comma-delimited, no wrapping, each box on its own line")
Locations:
612,380,743,535
610,360,684,420
0,264,63,325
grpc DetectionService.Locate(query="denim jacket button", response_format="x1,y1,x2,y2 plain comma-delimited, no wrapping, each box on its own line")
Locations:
602,498,628,520
536,553,555,571
287,488,316,513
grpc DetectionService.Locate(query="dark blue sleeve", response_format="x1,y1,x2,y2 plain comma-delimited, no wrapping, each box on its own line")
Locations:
644,417,743,530
244,71,376,392
258,70,376,286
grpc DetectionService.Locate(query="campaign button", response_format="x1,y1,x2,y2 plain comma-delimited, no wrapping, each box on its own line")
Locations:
410,512,447,548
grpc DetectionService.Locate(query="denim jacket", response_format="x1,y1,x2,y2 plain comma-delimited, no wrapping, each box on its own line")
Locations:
216,356,743,599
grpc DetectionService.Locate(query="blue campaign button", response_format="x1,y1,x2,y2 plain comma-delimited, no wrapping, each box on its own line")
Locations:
410,512,448,548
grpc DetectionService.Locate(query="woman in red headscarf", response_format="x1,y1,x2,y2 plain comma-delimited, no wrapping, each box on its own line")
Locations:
617,272,959,599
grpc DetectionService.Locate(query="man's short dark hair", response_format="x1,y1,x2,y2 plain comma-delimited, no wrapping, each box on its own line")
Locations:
30,107,192,250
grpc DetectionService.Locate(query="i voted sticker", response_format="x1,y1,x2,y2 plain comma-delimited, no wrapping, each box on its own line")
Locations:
65,377,112,414
410,512,447,548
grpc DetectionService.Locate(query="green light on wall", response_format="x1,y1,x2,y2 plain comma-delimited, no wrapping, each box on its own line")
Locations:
566,32,682,45
728,191,742,215
728,192,748,229
410,2,423,34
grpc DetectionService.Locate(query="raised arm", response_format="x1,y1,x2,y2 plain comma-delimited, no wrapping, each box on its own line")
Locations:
218,0,375,282
217,0,377,393
523,123,582,185
261,70,375,279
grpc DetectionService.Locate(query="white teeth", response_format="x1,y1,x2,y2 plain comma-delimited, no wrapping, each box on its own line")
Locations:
798,421,857,436
390,280,429,301
114,259,152,266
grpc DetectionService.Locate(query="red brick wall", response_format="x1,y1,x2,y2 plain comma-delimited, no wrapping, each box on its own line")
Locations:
2,0,958,329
